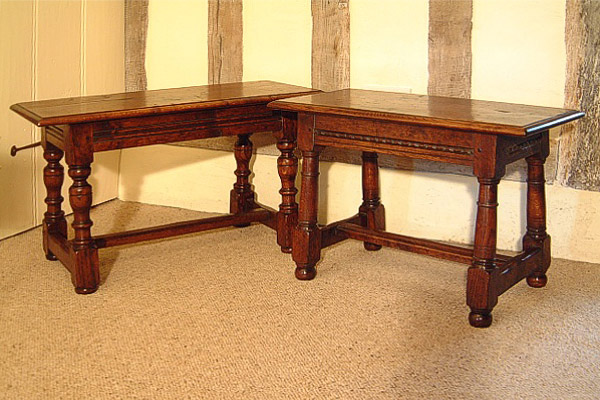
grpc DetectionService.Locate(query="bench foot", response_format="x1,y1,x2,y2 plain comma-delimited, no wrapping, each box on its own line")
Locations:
295,265,316,280
364,242,382,251
75,286,98,295
527,273,547,288
469,310,493,328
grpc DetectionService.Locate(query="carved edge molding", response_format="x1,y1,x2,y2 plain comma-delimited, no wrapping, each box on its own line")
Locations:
315,130,475,156
504,134,543,159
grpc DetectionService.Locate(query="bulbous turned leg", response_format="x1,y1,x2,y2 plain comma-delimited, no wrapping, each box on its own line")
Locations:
523,154,551,289
467,177,500,328
43,144,67,261
275,117,298,254
68,163,99,294
230,134,256,228
359,152,385,251
292,148,322,280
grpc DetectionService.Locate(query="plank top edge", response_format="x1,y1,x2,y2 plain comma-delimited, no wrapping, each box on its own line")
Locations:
269,89,584,136
11,80,319,127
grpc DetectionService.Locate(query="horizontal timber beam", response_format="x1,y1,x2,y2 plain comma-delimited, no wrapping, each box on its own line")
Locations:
336,222,474,264
94,209,272,249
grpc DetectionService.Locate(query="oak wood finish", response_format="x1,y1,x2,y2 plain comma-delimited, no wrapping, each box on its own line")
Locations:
274,112,299,253
523,154,551,288
11,81,316,127
337,223,474,264
12,81,318,293
42,142,67,261
269,89,583,328
271,90,583,136
230,133,255,226
359,152,385,251
94,209,271,249
292,147,323,280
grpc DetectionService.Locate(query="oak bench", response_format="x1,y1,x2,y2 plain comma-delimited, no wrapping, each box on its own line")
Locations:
269,89,584,327
11,80,318,294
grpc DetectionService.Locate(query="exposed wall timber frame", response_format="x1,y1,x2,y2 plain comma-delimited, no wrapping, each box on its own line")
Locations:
422,1,541,182
174,0,244,151
175,0,529,182
133,2,587,186
428,0,472,99
558,0,600,191
363,0,475,180
208,0,243,84
177,0,352,159
311,0,350,91
124,0,148,92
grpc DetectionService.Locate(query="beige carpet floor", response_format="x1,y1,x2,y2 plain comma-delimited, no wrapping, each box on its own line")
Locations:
1,199,599,399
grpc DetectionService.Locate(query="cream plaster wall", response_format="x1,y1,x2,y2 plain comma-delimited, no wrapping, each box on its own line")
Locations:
145,0,208,90
0,0,123,239
120,0,600,263
350,0,429,94
243,0,311,86
118,0,210,207
0,0,36,237
242,0,311,86
472,0,566,106
119,144,600,264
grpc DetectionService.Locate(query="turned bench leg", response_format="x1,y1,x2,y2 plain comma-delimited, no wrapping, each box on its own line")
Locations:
292,148,322,280
359,152,385,251
230,134,256,227
275,115,299,254
523,154,550,288
68,163,100,294
467,177,500,328
43,144,67,261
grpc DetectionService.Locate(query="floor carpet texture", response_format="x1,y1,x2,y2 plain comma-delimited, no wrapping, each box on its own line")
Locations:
1,200,599,399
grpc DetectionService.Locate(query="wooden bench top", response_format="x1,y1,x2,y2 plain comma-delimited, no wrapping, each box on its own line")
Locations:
269,89,584,136
11,80,317,127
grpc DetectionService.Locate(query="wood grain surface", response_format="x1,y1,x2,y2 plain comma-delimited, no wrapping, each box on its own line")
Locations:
270,89,584,136
11,81,316,127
